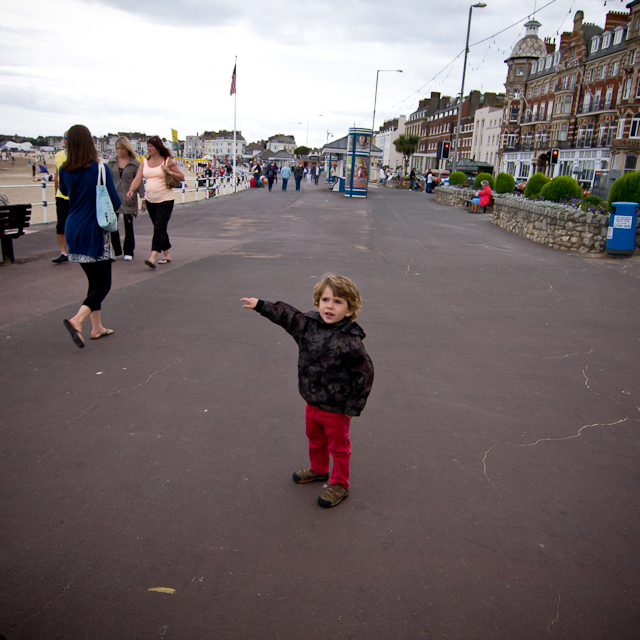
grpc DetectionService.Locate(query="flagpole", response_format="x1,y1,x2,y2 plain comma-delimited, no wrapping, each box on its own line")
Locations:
233,56,237,194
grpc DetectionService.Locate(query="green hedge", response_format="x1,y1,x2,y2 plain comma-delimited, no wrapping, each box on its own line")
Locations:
448,171,466,186
607,171,640,206
473,172,495,189
495,172,515,194
523,172,550,199
540,176,583,202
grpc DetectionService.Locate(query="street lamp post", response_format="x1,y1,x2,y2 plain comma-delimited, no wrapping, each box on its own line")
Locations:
452,3,486,173
372,69,403,138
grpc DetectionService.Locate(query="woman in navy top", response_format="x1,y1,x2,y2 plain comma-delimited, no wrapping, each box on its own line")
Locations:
59,124,121,348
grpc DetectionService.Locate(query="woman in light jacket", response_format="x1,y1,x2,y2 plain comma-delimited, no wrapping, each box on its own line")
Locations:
107,136,145,260
127,136,184,268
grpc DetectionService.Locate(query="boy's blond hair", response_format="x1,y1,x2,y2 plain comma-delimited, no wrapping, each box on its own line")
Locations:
312,273,363,320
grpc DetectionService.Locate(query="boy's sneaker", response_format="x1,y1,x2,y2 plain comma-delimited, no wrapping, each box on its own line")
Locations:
317,484,349,508
292,467,329,484
52,254,68,263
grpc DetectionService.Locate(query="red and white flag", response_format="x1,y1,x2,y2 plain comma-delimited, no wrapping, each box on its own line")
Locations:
230,64,236,96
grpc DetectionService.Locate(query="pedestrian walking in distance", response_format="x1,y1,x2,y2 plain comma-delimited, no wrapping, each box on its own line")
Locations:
241,274,374,508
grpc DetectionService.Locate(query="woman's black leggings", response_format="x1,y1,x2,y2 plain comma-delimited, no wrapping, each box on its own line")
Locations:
80,261,112,311
146,200,174,253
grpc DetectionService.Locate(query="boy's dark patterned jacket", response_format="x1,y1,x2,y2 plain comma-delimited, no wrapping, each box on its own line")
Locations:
255,300,374,417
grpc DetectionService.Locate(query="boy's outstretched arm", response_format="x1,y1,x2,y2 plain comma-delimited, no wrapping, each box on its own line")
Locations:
241,297,259,309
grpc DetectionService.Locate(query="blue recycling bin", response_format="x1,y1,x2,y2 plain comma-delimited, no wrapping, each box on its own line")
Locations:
607,201,638,257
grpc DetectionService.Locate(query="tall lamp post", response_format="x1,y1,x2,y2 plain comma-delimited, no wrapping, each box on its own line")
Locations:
452,3,486,173
372,69,403,137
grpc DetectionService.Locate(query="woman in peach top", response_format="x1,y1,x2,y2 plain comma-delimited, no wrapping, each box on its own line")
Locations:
128,136,184,268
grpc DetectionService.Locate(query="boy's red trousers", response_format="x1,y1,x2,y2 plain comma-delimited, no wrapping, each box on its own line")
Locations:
305,404,352,488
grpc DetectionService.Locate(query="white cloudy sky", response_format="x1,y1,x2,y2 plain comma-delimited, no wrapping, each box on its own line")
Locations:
0,0,622,147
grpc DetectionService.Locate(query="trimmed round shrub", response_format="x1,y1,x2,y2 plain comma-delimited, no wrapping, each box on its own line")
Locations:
495,172,515,194
540,176,583,202
448,171,466,186
607,171,640,206
473,172,495,189
523,172,550,199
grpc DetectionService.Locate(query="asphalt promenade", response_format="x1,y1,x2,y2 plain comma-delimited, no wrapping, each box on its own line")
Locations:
1,182,639,639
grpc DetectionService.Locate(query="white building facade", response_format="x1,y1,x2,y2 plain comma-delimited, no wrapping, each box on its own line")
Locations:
472,107,503,167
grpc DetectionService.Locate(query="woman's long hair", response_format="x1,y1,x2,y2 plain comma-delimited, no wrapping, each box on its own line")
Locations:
147,136,172,159
62,125,98,172
115,136,136,158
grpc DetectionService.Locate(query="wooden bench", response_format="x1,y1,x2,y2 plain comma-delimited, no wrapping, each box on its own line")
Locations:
464,196,495,213
0,204,32,263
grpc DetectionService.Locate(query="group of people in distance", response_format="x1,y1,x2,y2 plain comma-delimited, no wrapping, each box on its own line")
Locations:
57,125,183,347
250,161,321,191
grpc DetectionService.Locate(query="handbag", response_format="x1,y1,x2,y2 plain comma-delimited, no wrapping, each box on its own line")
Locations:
96,161,118,232
164,160,181,189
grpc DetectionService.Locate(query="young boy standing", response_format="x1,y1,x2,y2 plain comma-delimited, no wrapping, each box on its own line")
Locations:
241,274,374,508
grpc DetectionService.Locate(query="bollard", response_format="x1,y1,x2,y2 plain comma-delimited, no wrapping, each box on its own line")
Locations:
195,185,199,201
41,179,48,224
181,182,186,204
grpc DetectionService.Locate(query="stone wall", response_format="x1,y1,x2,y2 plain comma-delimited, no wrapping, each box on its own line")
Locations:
432,187,612,253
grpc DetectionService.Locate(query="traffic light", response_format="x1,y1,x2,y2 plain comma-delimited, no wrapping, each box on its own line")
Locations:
442,141,451,159
550,148,559,164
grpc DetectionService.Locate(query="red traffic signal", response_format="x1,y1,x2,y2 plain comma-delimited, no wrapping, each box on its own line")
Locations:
550,148,559,164
442,141,451,159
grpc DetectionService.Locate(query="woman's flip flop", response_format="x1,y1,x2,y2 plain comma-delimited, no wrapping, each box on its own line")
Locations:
158,258,171,264
90,329,114,340
63,319,85,348
145,259,156,269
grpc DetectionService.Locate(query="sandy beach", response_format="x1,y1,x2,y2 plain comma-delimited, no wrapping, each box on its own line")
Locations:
0,154,246,225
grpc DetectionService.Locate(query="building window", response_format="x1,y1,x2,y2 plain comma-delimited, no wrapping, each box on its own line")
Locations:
507,133,516,148
563,95,572,114
599,124,607,146
594,90,601,110
543,81,549,94
611,62,619,76
587,68,594,82
585,124,594,146
614,28,624,45
591,37,600,53
553,52,561,66
630,50,637,65
540,103,546,120
583,92,591,113
532,61,537,73
617,117,626,138
599,65,607,79
570,74,577,89
510,106,519,122
546,55,553,69
630,114,640,138
624,155,637,172
605,87,613,109
560,123,568,141
547,101,553,117
603,33,611,48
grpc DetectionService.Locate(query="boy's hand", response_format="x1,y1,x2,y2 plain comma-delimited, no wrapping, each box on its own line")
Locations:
241,297,258,309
